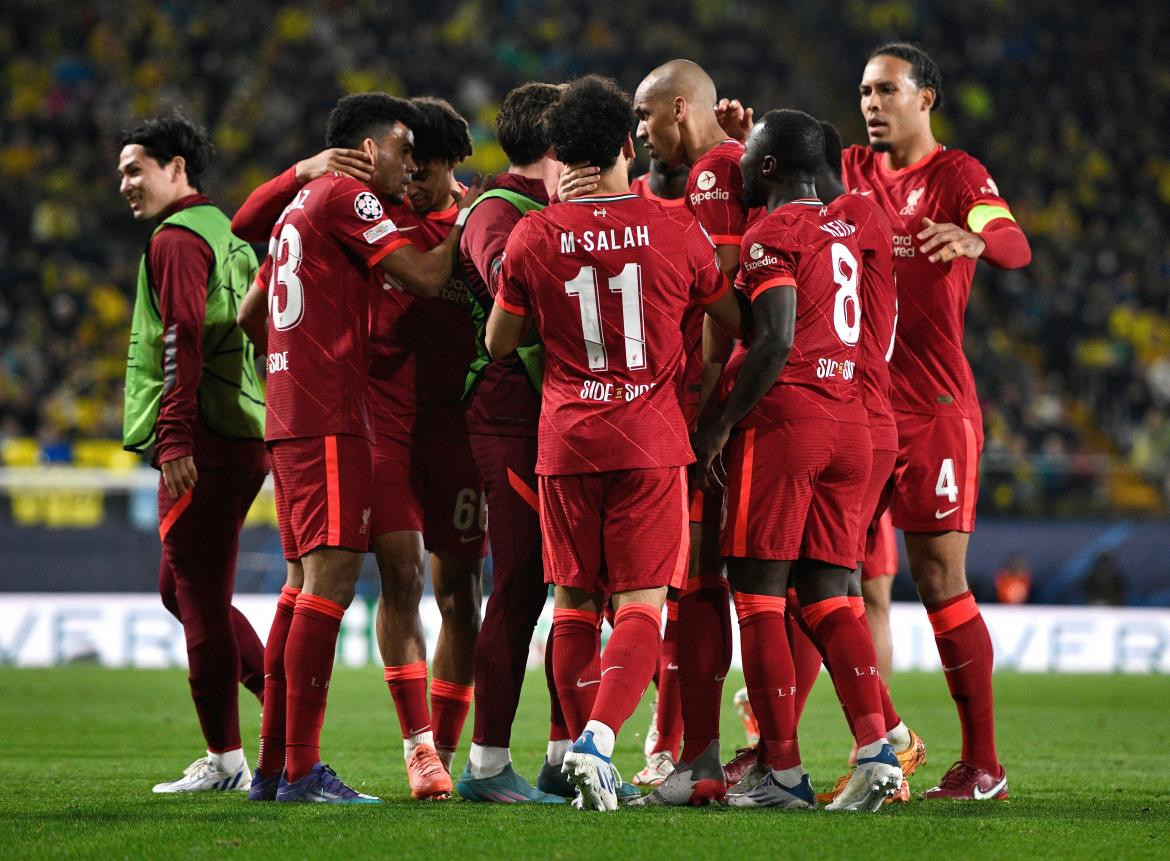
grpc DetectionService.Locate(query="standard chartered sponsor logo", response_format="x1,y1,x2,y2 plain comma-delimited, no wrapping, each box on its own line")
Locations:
893,234,916,258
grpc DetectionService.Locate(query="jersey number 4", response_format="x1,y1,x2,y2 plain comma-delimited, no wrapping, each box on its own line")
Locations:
564,264,646,371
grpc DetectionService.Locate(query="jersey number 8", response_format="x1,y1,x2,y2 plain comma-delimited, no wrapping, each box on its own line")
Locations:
830,241,861,346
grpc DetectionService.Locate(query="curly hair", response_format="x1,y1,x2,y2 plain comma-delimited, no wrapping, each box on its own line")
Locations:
870,42,944,111
409,96,473,165
546,75,635,171
495,82,562,167
326,92,420,150
120,114,213,191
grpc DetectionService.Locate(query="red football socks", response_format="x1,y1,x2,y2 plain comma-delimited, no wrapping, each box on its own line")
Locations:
785,590,824,725
544,627,572,743
551,609,602,738
851,596,902,731
928,591,999,773
431,679,473,757
652,601,683,758
257,585,298,777
802,596,885,748
735,592,800,770
284,592,345,782
677,577,732,763
591,604,662,736
385,661,431,738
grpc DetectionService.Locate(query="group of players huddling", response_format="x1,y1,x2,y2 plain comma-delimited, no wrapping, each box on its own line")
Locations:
117,41,1030,810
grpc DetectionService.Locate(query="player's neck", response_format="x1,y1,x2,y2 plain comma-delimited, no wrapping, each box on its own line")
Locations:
767,178,819,212
509,157,561,198
884,130,938,171
589,168,632,198
684,115,731,166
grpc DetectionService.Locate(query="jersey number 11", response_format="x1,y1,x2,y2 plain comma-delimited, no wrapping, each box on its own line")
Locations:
564,264,647,372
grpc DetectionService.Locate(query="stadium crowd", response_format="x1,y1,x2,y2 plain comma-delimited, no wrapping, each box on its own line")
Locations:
1,1,1167,515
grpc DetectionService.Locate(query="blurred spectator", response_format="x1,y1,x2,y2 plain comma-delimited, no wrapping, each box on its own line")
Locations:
0,1,1166,516
994,554,1032,605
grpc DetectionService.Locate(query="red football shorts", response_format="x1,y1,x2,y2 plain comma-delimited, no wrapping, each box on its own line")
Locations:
890,411,983,533
721,419,871,569
539,465,690,594
862,509,898,580
268,434,373,560
856,425,898,563
370,418,487,559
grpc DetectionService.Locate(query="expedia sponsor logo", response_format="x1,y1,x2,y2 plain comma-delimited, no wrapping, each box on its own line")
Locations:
690,170,730,206
744,242,777,271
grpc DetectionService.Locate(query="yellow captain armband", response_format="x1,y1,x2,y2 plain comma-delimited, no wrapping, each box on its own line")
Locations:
967,204,1016,234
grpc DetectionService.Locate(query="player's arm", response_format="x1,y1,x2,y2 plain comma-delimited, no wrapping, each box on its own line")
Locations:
693,285,795,484
917,159,1031,268
485,306,531,358
236,271,268,354
376,174,487,298
150,228,214,498
231,149,373,242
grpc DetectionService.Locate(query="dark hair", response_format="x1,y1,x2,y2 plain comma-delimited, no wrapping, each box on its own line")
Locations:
870,42,943,111
409,96,473,164
120,114,213,191
818,120,843,179
546,75,635,171
496,82,561,167
326,93,420,149
756,109,825,175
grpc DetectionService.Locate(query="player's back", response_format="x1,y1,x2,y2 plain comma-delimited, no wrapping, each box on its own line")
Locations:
828,192,896,425
498,193,717,475
263,173,399,442
731,199,867,427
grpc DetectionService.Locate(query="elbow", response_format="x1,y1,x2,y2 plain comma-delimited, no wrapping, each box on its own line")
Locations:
484,335,506,360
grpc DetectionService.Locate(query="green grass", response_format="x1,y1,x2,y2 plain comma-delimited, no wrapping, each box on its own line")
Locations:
2,667,1168,859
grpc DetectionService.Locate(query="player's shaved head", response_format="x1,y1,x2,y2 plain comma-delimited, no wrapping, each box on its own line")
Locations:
633,59,720,168
638,59,717,107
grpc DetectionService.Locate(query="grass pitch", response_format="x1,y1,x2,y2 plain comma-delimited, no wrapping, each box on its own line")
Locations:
2,667,1168,859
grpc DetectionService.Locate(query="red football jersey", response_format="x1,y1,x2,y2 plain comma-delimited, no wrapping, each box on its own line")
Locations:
727,199,867,427
632,175,706,427
261,174,409,442
496,193,726,475
828,192,897,430
371,201,476,434
841,144,1014,418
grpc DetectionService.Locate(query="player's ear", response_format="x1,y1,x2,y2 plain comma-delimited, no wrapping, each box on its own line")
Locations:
673,95,686,123
761,154,777,179
360,137,379,162
621,133,636,160
169,155,186,183
920,86,936,112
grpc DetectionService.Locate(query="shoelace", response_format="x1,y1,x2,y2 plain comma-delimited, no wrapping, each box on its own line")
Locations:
938,761,978,790
182,757,215,778
317,764,358,798
410,748,446,780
